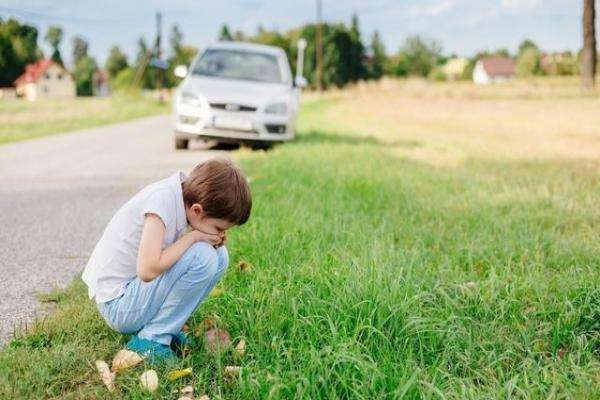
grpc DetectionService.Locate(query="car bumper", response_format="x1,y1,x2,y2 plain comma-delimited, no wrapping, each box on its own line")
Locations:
173,106,295,143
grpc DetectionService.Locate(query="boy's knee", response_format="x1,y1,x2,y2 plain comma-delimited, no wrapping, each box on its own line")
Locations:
187,242,219,276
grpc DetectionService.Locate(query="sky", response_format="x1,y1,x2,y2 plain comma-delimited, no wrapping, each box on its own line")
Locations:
0,0,589,67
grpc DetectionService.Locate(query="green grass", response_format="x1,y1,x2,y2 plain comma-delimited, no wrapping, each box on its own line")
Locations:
0,94,168,144
0,92,599,399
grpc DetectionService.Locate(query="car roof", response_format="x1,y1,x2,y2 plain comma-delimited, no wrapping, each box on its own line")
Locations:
206,41,286,56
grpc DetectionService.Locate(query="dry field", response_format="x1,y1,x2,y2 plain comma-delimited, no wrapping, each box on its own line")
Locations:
304,77,600,165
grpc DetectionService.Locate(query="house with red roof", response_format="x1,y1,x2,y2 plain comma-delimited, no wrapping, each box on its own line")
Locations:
473,57,516,85
14,59,75,101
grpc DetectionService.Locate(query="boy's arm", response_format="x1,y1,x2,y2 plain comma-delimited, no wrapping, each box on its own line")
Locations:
136,214,219,282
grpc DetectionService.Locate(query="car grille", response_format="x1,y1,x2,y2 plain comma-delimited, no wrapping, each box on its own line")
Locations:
210,103,257,112
265,124,287,134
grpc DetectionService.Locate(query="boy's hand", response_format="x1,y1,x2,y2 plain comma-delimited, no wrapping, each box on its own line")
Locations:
216,233,227,248
189,230,221,246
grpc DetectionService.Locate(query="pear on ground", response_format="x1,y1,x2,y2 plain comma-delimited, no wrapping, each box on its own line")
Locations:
140,369,159,392
237,260,253,272
178,385,195,400
95,360,115,392
111,349,143,372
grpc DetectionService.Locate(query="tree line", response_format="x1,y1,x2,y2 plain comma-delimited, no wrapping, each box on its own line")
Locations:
1,10,596,94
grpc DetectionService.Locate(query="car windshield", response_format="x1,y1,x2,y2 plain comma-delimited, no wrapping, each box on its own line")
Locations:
192,49,284,83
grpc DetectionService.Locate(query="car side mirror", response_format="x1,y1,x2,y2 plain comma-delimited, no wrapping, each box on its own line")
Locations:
294,76,308,88
174,65,188,79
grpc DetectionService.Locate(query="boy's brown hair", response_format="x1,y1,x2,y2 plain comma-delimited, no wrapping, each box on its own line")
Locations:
182,158,252,225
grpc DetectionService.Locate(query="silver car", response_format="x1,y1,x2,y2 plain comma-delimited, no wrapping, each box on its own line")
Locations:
172,41,306,149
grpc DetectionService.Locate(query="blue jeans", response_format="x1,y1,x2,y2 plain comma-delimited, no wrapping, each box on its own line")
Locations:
98,242,228,345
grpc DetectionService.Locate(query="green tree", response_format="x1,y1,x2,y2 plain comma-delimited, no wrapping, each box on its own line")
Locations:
394,35,442,77
135,36,149,65
517,47,541,77
366,30,386,80
133,36,156,89
348,14,367,81
166,25,198,87
494,48,511,58
105,45,128,78
219,24,233,41
170,24,183,56
44,25,63,65
518,39,538,56
72,35,88,64
111,67,136,90
73,55,97,96
0,18,41,87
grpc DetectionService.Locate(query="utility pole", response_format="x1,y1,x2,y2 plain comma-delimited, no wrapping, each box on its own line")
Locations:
582,0,596,90
155,11,164,102
315,0,323,91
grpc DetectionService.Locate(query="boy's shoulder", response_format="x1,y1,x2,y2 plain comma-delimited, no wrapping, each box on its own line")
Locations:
139,171,186,225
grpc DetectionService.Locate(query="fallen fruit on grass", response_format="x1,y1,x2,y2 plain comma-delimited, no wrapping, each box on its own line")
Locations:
140,369,159,392
111,349,143,372
209,287,224,297
235,339,246,356
198,395,210,400
204,328,231,352
95,360,115,392
167,367,193,381
237,260,252,272
224,365,242,379
178,385,194,400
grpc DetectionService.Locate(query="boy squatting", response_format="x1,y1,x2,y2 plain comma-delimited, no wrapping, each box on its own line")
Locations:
82,157,252,363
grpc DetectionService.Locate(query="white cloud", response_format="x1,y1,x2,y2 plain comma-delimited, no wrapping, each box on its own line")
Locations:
409,0,456,16
502,0,542,8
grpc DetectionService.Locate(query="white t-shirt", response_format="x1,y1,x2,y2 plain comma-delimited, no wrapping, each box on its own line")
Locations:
82,171,188,303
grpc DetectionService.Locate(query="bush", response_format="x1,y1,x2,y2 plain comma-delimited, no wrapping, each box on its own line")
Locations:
429,67,447,82
111,67,137,91
517,48,541,77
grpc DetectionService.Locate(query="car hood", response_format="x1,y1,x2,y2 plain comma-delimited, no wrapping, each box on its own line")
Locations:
182,75,291,106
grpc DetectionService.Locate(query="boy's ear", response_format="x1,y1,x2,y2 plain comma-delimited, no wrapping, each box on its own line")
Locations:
190,203,204,216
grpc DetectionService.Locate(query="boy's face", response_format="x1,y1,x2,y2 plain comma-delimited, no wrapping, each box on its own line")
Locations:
186,203,234,238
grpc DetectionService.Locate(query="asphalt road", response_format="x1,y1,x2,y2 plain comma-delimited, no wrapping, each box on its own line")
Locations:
0,115,216,345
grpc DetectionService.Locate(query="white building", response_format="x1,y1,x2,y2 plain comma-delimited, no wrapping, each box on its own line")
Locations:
473,57,516,85
14,59,75,101
442,58,469,80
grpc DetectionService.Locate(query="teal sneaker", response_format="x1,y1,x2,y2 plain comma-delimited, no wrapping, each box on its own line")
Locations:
171,331,193,356
127,336,177,365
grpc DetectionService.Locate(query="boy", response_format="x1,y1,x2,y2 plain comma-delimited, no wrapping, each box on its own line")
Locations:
82,158,251,363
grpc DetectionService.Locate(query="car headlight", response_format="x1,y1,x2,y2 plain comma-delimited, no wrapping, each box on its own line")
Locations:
264,102,287,115
179,92,203,107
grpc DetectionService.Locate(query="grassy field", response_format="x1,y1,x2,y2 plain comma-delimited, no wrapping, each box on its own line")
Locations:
0,78,598,399
0,94,168,145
